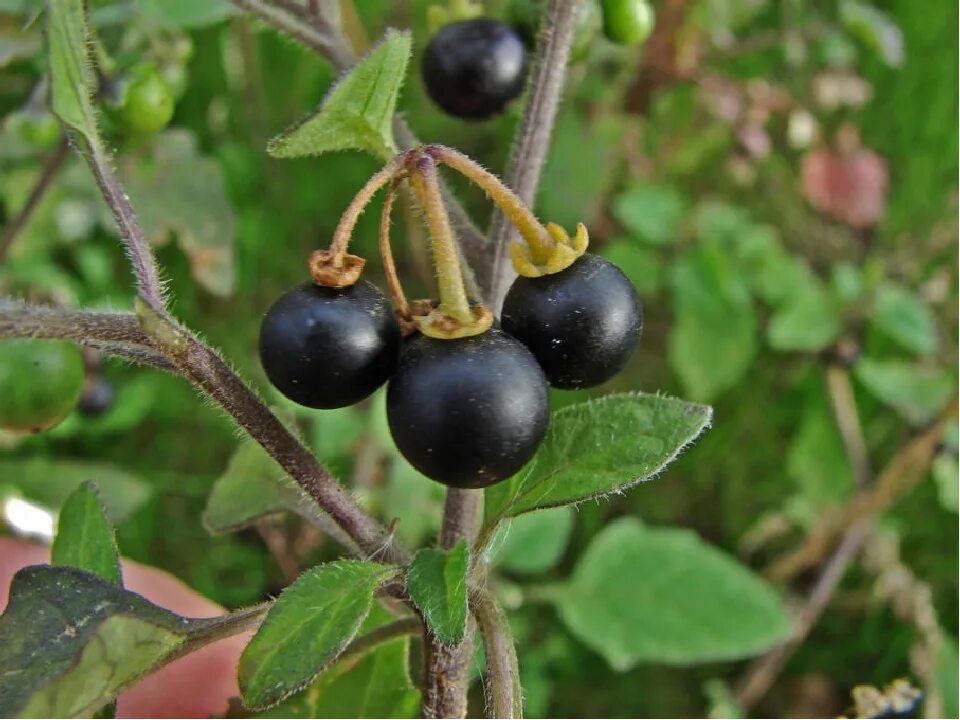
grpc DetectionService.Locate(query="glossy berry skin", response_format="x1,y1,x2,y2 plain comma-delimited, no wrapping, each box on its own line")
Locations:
259,281,400,409
119,64,175,136
0,339,85,433
501,254,641,389
422,19,528,120
600,0,655,45
387,329,549,488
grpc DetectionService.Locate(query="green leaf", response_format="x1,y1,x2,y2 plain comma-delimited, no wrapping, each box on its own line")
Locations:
268,31,411,160
116,130,236,296
0,457,150,523
493,507,574,574
853,358,954,425
239,561,399,709
556,519,792,669
871,283,939,356
46,0,99,142
767,280,842,352
937,632,959,719
600,239,663,295
0,565,259,718
204,439,308,534
932,452,958,513
669,244,758,401
51,480,121,586
406,540,469,647
612,183,687,246
484,393,712,522
258,606,419,719
786,380,853,506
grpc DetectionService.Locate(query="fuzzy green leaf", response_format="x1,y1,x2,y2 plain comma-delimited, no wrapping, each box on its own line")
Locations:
767,281,842,352
854,357,954,425
0,565,259,718
613,183,687,246
51,480,121,587
406,541,468,647
258,606,420,719
46,0,98,142
494,508,574,574
267,31,411,160
557,519,792,669
239,561,399,709
204,439,307,534
871,283,939,356
485,393,712,523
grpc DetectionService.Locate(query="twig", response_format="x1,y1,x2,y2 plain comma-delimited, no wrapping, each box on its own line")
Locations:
766,399,958,582
0,301,406,564
825,364,871,487
474,589,523,719
440,489,481,550
86,143,166,312
486,0,581,308
734,518,874,711
338,616,422,663
230,0,354,67
0,136,69,262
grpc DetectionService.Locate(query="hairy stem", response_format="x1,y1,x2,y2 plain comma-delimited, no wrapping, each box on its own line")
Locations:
474,590,523,719
85,142,166,313
408,156,473,323
0,301,406,564
486,0,580,307
329,158,404,262
380,177,412,319
0,136,69,262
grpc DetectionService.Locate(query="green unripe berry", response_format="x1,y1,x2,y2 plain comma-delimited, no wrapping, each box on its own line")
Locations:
8,110,61,150
600,0,655,45
119,64,175,136
0,339,85,434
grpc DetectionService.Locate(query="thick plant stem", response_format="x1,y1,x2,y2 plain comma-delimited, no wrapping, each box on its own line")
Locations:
475,590,523,719
408,156,473,323
486,0,580,308
422,489,482,719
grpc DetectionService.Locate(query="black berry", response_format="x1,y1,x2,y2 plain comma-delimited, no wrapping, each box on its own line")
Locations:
421,18,528,120
78,377,116,417
387,328,549,488
259,280,400,409
501,254,642,389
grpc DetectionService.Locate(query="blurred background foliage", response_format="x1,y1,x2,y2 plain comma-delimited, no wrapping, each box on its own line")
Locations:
0,0,956,717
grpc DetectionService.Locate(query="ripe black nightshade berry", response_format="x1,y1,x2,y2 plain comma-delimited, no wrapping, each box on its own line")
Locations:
501,253,641,389
387,328,549,488
259,280,400,409
421,18,528,120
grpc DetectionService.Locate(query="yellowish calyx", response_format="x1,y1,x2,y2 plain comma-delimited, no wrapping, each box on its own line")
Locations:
510,222,590,278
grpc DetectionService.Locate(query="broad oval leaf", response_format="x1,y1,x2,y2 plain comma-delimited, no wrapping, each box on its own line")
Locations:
267,30,411,160
204,439,306,534
556,519,792,669
51,480,121,586
239,561,399,709
484,393,712,523
406,540,468,647
854,357,954,425
871,283,939,356
259,606,420,719
0,565,262,718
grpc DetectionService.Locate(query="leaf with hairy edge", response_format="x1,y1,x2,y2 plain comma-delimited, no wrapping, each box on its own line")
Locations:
0,565,264,718
484,393,712,524
239,561,399,709
557,519,792,669
268,31,411,160
46,0,99,143
51,481,121,586
259,606,420,719
203,439,308,534
406,540,468,647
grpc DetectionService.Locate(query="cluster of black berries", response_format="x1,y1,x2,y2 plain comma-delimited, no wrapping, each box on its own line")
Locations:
259,254,641,489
